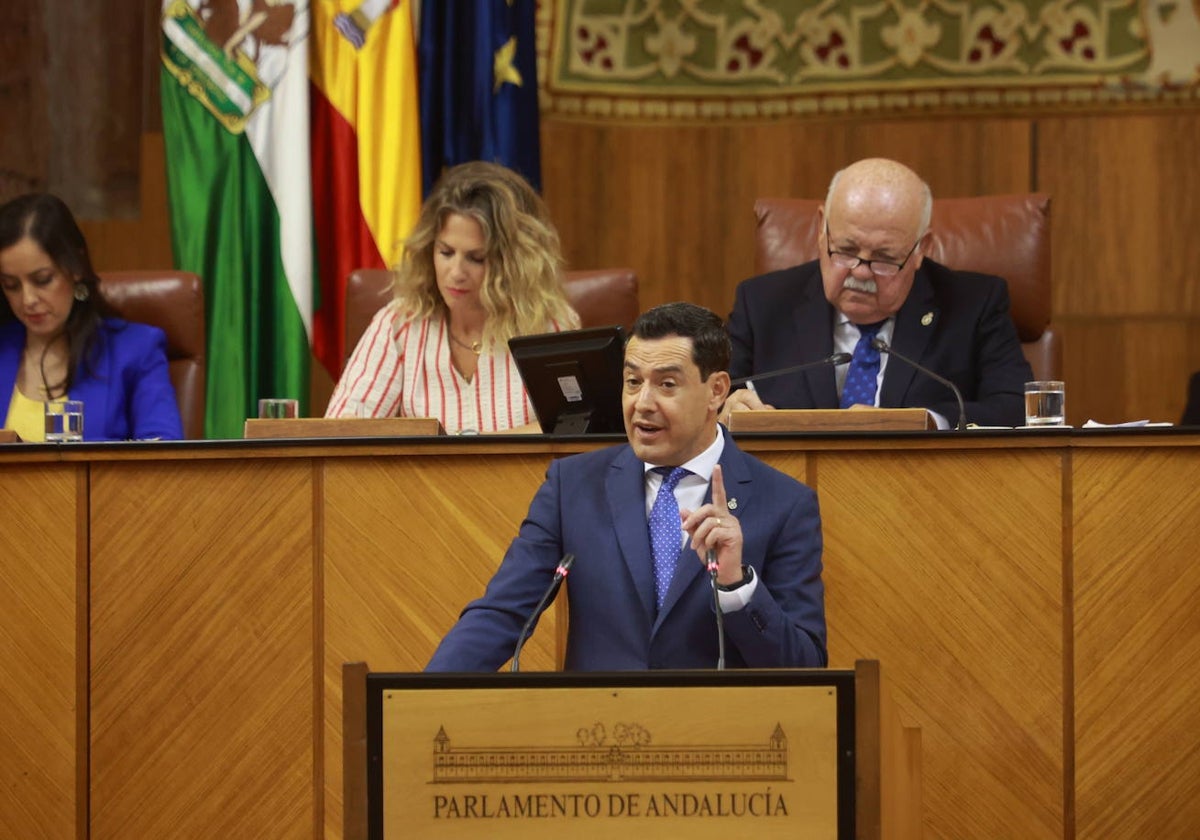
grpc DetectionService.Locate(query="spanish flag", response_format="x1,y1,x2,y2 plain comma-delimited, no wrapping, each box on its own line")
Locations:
310,0,422,377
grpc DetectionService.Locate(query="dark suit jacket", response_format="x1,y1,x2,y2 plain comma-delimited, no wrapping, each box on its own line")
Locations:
426,430,826,671
0,318,183,441
728,258,1033,427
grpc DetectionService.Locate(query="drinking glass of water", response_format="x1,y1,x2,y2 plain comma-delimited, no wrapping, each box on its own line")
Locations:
258,398,299,419
45,400,84,442
1024,381,1066,426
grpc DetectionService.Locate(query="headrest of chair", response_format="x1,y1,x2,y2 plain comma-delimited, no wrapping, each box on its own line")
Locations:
754,194,1052,341
97,270,206,359
563,268,639,331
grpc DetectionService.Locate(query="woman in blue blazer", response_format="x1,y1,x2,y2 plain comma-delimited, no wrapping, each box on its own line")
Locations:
0,193,182,441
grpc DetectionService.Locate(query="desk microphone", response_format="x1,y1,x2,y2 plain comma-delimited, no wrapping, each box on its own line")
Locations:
731,352,852,391
511,554,574,673
705,550,726,671
870,338,967,431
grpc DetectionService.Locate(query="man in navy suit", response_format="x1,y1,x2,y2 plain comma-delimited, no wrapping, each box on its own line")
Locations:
725,158,1032,428
426,302,826,671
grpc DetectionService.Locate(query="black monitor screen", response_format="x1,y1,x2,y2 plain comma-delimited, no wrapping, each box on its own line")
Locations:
509,325,627,435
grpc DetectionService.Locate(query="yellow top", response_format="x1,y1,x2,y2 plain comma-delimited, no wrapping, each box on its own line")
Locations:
4,385,63,443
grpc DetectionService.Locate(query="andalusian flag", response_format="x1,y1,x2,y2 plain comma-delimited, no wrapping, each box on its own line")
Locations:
419,0,542,194
161,0,313,438
310,0,422,376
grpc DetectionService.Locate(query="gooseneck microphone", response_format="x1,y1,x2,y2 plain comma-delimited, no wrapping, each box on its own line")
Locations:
870,338,968,431
510,554,574,673
731,352,852,391
705,550,726,671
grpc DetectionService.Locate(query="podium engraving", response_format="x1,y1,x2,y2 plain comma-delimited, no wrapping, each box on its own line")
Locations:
432,723,789,783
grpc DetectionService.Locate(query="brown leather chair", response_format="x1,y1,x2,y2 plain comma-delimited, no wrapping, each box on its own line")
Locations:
342,267,640,363
754,194,1059,380
98,270,207,439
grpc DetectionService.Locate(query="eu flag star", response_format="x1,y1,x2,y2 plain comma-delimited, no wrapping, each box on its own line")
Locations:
493,36,524,92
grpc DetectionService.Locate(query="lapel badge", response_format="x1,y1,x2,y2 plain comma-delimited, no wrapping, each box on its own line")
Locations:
727,498,738,510
921,311,934,326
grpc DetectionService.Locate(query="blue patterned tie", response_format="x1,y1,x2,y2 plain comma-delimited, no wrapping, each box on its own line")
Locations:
840,321,886,409
649,466,689,611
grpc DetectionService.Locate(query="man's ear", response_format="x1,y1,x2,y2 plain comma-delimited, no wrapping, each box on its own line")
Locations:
913,228,934,270
709,371,731,409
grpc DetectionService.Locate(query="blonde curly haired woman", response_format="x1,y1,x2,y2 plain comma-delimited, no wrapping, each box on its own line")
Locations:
326,161,579,433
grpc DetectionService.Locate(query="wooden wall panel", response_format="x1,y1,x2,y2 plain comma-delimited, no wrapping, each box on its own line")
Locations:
813,448,1064,840
88,460,314,840
1058,318,1127,426
322,453,556,840
0,0,143,214
1038,114,1200,318
80,132,174,273
1039,114,1200,427
1060,316,1200,426
0,464,79,840
1073,447,1200,840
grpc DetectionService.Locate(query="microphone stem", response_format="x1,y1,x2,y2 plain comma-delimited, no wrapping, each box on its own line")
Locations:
707,551,726,671
872,339,968,431
511,555,574,673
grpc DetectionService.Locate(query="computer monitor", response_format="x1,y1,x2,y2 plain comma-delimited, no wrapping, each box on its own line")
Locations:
509,325,627,435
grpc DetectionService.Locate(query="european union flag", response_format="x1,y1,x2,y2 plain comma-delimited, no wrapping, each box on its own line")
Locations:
418,0,542,194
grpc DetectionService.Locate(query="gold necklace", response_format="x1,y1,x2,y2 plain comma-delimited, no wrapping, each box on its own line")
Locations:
449,334,482,356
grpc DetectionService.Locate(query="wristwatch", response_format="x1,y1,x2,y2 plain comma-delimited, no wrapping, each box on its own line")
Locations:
716,564,754,592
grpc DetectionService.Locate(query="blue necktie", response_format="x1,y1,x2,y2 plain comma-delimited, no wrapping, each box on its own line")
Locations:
840,321,886,409
649,466,689,610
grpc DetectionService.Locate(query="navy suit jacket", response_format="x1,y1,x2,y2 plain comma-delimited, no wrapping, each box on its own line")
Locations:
728,258,1033,427
0,318,183,441
426,431,826,671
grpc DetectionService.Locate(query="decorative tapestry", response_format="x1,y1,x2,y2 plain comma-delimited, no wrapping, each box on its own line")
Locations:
538,0,1200,120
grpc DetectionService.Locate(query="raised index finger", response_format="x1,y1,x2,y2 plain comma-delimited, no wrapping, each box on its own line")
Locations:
710,464,727,511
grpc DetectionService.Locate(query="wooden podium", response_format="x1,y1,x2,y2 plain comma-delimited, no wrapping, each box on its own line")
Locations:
344,661,920,840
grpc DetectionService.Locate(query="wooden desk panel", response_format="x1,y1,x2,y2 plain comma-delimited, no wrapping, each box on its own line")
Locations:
1073,447,1200,839
816,448,1064,840
88,460,315,840
321,453,558,839
0,463,79,840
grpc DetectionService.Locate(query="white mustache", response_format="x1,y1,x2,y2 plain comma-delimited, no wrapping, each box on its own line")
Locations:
843,276,877,294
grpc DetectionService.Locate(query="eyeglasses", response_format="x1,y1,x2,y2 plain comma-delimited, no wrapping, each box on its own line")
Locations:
824,221,921,277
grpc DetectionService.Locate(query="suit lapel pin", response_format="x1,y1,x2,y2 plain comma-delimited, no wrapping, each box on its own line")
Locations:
727,498,738,510
921,311,934,326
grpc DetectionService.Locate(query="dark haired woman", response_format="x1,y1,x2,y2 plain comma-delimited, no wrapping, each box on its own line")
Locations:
0,193,183,441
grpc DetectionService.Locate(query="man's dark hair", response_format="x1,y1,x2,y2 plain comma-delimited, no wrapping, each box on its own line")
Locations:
630,302,731,380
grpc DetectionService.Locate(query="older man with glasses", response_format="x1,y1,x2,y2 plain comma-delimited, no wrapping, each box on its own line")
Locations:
725,157,1032,428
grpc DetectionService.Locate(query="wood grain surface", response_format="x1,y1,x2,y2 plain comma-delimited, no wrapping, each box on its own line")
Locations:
5,432,1200,839
88,460,315,840
1072,446,1200,839
321,452,557,838
0,464,79,840
819,448,1064,839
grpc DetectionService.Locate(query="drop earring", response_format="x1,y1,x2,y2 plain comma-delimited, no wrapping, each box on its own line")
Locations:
73,284,89,301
